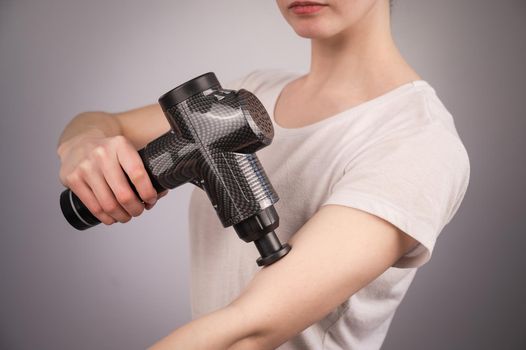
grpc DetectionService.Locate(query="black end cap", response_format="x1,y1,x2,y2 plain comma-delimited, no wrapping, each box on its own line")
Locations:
60,189,99,230
256,243,291,267
158,72,221,109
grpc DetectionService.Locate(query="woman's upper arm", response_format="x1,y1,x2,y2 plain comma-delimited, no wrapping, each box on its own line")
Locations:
113,103,171,150
228,203,417,350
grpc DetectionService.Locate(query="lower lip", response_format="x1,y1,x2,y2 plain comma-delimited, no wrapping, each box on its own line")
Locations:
290,4,327,15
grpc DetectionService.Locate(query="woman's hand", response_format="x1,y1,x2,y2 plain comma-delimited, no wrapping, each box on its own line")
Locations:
57,130,168,225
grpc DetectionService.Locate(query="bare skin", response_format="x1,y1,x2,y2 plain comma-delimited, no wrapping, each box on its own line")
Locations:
57,105,170,224
57,0,420,349
274,0,421,129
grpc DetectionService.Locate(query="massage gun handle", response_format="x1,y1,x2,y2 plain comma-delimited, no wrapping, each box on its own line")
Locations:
60,146,167,230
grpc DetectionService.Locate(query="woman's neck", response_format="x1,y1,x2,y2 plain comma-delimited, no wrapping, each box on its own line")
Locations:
304,5,420,96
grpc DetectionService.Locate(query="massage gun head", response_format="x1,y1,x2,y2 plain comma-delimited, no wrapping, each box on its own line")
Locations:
158,72,274,154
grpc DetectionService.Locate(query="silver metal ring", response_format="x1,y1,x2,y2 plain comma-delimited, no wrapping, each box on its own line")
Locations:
69,190,91,227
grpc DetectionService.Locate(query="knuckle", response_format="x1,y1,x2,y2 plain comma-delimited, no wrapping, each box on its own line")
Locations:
59,169,69,185
116,189,135,205
131,206,144,217
113,135,128,145
142,189,158,203
92,145,108,159
90,204,103,216
143,195,157,204
65,172,78,185
85,198,104,216
120,215,132,223
78,160,93,174
101,200,119,213
128,167,146,182
95,213,109,224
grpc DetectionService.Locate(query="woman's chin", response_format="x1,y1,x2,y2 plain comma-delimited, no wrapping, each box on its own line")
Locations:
291,25,336,39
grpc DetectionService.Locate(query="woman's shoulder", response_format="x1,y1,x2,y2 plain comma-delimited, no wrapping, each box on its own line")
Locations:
223,68,301,94
381,80,460,139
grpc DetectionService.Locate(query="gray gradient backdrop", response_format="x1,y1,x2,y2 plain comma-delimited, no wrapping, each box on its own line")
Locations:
1,0,524,349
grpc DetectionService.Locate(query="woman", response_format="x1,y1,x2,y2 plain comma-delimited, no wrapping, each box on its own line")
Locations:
57,1,470,349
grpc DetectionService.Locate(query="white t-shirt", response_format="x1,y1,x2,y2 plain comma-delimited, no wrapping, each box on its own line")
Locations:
187,69,471,349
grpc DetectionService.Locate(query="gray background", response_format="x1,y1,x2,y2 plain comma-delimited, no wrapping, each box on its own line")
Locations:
1,0,524,349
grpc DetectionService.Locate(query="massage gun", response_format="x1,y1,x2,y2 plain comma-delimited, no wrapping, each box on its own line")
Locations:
59,72,291,266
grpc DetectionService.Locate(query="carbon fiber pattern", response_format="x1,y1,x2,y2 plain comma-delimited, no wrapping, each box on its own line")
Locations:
140,88,279,227
203,152,278,226
239,89,274,150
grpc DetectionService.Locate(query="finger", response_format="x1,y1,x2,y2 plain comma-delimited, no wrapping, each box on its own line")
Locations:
116,142,158,206
145,190,169,210
100,151,146,218
145,201,155,210
83,165,132,223
68,176,115,225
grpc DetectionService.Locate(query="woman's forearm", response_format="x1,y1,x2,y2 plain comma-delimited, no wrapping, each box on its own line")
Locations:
147,304,264,350
56,111,122,155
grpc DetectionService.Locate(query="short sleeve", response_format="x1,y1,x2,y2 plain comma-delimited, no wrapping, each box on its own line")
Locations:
222,70,260,91
223,75,246,91
321,123,471,268
223,69,294,93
